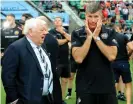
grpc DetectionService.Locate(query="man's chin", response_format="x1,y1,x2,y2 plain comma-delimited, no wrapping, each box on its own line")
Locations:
40,40,44,45
89,26,96,31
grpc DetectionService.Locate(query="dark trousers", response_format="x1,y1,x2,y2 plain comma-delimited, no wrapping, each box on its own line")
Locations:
40,94,54,104
123,14,128,20
53,75,62,104
76,93,118,104
40,93,54,104
40,96,50,104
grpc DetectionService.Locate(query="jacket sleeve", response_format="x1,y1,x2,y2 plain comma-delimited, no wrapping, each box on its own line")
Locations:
71,30,82,48
1,45,19,103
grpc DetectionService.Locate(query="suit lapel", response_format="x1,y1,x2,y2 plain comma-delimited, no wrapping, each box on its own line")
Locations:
24,37,43,75
41,44,50,58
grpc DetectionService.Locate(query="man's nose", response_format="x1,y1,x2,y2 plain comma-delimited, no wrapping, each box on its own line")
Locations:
92,18,95,22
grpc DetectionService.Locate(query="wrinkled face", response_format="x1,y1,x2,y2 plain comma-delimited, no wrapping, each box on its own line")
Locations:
54,17,62,27
29,23,48,46
6,16,15,26
86,10,102,30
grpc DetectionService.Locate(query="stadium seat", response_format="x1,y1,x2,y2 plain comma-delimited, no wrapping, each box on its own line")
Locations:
76,4,81,10
126,23,132,26
69,1,76,7
46,4,53,10
75,1,80,5
126,20,130,23
79,12,85,19
33,1,39,6
115,20,119,24
126,26,131,28
130,20,133,23
42,4,47,10
120,15,123,19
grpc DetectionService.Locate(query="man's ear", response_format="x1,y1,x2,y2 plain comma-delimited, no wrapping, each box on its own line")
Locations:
29,29,33,36
102,16,105,22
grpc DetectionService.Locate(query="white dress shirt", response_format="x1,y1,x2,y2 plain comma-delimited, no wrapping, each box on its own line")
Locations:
26,37,53,95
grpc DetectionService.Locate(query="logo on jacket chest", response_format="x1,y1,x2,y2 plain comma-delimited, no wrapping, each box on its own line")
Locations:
101,33,108,39
79,35,86,38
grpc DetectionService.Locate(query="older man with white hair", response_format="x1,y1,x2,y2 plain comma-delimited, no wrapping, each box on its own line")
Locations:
1,18,54,104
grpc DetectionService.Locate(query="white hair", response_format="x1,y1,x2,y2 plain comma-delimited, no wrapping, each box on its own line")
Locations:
36,16,49,28
23,18,46,35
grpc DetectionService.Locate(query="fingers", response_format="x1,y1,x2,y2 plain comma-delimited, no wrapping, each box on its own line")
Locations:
84,19,88,29
56,28,65,34
84,19,93,36
97,18,102,28
93,18,102,37
96,18,102,30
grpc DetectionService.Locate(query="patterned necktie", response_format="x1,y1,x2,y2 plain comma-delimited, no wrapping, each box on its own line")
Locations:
37,46,53,94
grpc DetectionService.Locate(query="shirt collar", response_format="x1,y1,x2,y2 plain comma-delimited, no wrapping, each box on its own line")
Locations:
26,36,38,49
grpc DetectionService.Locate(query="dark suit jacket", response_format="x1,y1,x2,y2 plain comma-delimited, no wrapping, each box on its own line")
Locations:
1,37,49,104
43,33,59,73
42,34,62,104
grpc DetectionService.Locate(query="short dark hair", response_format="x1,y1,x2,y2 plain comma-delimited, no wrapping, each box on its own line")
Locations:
86,1,102,13
7,13,15,18
54,16,63,22
22,13,33,20
54,16,62,20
